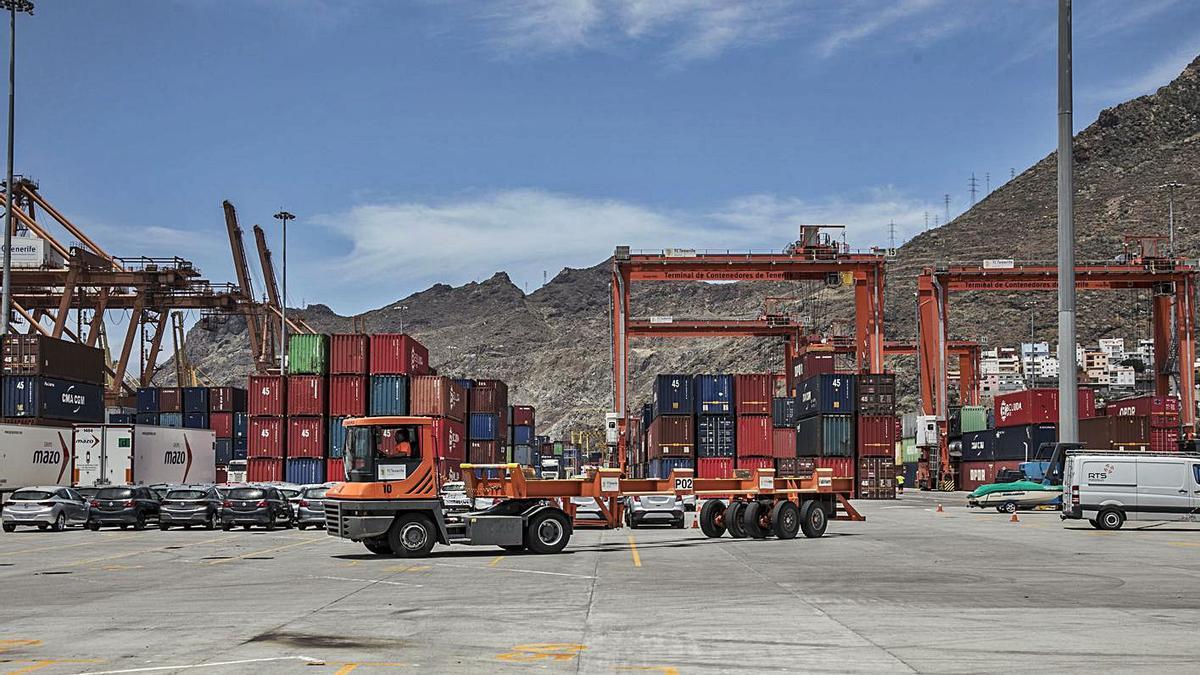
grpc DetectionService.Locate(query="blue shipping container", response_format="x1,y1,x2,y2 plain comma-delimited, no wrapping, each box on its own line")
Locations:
136,388,160,413
772,397,798,428
3,376,105,422
693,375,734,415
696,415,736,458
183,413,209,429
649,457,694,480
962,424,1056,462
215,439,233,465
328,416,349,459
795,414,855,457
135,412,159,426
234,412,249,440
512,425,534,446
182,387,210,414
453,378,474,391
513,445,533,466
469,413,499,441
368,375,410,416
652,374,694,418
108,413,134,424
232,441,247,461
796,374,857,418
159,412,183,428
285,458,326,484
641,403,653,432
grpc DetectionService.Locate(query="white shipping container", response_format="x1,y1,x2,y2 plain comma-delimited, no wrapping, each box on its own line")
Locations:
72,425,216,487
73,425,133,487
0,424,74,499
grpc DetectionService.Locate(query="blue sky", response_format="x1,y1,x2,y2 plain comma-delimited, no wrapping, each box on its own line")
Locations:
10,0,1200,314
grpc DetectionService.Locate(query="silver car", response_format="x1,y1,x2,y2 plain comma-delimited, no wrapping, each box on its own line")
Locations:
2,486,91,532
294,485,330,529
624,494,685,529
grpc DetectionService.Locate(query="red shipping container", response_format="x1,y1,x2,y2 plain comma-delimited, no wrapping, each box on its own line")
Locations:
209,412,233,439
772,427,797,459
511,405,535,427
326,457,345,482
734,374,773,416
1078,387,1098,419
1151,427,1180,452
369,334,430,376
958,460,1023,492
697,457,733,479
329,375,368,417
647,415,694,459
814,456,855,479
736,415,772,457
248,417,285,458
288,417,326,459
215,466,228,484
410,376,467,422
994,389,1058,427
330,333,369,375
1107,395,1180,427
736,457,773,472
287,375,326,416
159,387,182,413
248,375,286,416
437,458,463,484
209,387,247,413
857,415,896,457
247,457,284,483
434,417,467,460
468,379,509,415
468,440,501,464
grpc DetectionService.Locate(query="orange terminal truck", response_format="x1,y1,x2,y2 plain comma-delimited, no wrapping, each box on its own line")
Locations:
324,416,863,558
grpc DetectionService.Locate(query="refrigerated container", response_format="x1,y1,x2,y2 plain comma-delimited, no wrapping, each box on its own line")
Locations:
73,425,216,487
2,376,104,422
0,424,73,496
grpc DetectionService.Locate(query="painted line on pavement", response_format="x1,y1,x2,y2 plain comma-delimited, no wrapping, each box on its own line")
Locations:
205,537,328,564
627,535,641,567
488,555,504,567
64,536,227,568
313,574,424,588
433,562,595,579
0,536,133,557
77,656,323,674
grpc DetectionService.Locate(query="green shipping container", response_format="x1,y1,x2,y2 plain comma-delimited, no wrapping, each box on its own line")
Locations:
960,405,988,434
553,441,564,456
901,437,920,464
288,334,330,375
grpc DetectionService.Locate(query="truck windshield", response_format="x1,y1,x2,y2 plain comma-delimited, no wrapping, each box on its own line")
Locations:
344,425,423,482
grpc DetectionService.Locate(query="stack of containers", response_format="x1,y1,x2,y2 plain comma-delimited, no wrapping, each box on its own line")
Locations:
856,374,897,499
1107,394,1180,452
409,375,467,482
734,373,773,473
468,379,508,464
2,335,106,426
959,423,1058,490
328,333,370,480
182,387,210,429
509,405,536,465
287,334,330,484
248,374,287,482
158,388,183,428
208,387,248,468
136,387,160,426
694,374,734,479
771,396,798,475
795,373,857,479
647,374,694,479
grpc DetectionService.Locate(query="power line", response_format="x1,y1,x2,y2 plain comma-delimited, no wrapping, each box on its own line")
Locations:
943,194,950,222
888,220,896,249
968,173,979,206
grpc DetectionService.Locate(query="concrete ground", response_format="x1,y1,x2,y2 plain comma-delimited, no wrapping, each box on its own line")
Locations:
1,493,1199,674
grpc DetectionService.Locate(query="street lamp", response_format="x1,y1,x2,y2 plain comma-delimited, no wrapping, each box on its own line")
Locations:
1158,182,1186,254
273,210,295,375
396,305,409,333
0,0,33,337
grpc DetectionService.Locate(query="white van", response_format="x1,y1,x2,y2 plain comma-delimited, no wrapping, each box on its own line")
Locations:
1061,451,1200,530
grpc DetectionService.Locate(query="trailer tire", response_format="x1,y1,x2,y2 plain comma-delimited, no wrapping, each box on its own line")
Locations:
771,501,800,540
742,501,769,539
726,502,748,538
525,510,570,555
1097,508,1125,531
364,538,393,555
799,501,828,538
388,513,436,558
698,500,727,538
1001,501,1018,514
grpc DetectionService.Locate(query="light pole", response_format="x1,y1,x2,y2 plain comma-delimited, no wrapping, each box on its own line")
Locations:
273,210,295,375
0,0,32,337
1159,182,1185,254
397,305,409,333
1056,0,1078,443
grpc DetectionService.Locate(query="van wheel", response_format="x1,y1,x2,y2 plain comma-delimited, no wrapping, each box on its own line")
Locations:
698,500,727,538
526,510,571,555
1097,508,1125,530
387,513,436,558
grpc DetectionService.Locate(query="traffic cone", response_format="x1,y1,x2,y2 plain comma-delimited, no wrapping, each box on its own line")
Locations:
935,503,944,513
691,513,699,529
1010,512,1020,523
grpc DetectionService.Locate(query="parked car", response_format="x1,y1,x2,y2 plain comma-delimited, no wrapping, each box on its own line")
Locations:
76,486,101,502
440,481,472,512
87,485,160,530
220,486,294,531
623,494,685,529
570,496,605,522
2,486,91,532
294,485,331,529
159,486,223,530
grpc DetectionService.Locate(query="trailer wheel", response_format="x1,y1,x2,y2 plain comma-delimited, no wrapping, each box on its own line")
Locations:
742,501,769,539
799,501,828,538
698,500,727,538
526,510,571,555
1097,508,1125,531
1000,501,1018,514
388,513,436,557
726,501,748,538
771,501,800,540
364,538,393,555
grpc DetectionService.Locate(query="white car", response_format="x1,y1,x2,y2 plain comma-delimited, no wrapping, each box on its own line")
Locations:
1062,451,1200,530
440,481,494,511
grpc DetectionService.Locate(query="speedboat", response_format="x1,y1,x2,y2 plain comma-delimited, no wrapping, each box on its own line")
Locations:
967,480,1062,513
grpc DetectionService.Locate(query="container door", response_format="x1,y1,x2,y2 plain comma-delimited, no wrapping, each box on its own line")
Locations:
73,427,104,486
103,427,134,485
1135,459,1189,522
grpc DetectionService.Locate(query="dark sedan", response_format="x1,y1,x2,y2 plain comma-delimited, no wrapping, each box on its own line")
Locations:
87,486,160,530
220,486,293,531
159,487,222,530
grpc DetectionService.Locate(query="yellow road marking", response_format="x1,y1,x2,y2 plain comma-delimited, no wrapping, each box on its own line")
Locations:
205,536,327,565
66,536,227,568
615,667,679,675
0,640,41,655
627,535,641,568
5,659,101,674
496,644,586,663
333,665,358,675
1168,541,1200,548
382,564,430,573
0,537,132,557
488,555,504,567
332,663,412,674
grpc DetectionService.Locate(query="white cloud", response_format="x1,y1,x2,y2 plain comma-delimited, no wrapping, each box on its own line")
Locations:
1087,35,1200,103
815,0,941,59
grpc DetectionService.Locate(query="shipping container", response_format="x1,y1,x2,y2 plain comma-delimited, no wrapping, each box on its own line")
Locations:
287,334,330,375
435,418,467,461
215,439,233,465
410,376,467,422
330,333,370,375
232,438,247,461
288,417,326,459
159,387,182,413
958,460,1024,492
369,334,430,376
234,412,249,440
735,415,772,457
328,417,348,458
736,456,772,472
1106,395,1180,427
1078,388,1098,418
135,412,158,426
795,414,855,457
368,375,410,416
1079,415,1152,451
158,413,183,428
182,387,210,414
326,457,345,482
857,456,897,499
209,387,248,413
285,457,326,484
511,405,535,427
247,457,284,483
734,373,773,416
994,389,1058,427
960,405,988,434
857,415,897,457
136,388,160,413
3,376,104,422
108,412,133,425
1151,427,1180,453
900,437,920,464
2,334,105,385
814,456,855,479
469,379,509,416
648,457,693,480
695,415,735,458
855,374,897,416
901,412,918,438
73,425,217,487
772,397,798,428
513,445,533,466
512,425,534,446
248,376,286,416
696,457,733,479
249,417,286,458
961,424,1057,461
796,352,836,383
328,375,368,417
795,374,856,418
468,413,499,441
775,457,815,478
772,427,797,459
183,413,209,430
652,374,694,418
647,415,694,458
693,374,734,415
468,440,501,464
0,424,73,494
901,461,918,488
287,376,327,417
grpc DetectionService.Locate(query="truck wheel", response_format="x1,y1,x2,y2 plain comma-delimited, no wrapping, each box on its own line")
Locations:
298,524,308,530
525,510,571,555
799,501,828,538
1097,508,1125,530
1088,519,1100,529
388,514,436,558
364,538,393,555
742,501,769,539
771,501,800,540
699,500,727,538
726,502,748,539
53,513,66,532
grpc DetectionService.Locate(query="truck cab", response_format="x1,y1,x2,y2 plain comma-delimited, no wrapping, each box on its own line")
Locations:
324,416,573,558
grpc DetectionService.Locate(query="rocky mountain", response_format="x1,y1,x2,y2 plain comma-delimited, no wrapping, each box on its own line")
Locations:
178,55,1200,436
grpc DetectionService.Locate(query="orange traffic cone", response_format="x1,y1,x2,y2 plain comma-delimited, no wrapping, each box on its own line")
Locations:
1010,512,1020,523
935,503,944,513
691,513,699,529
